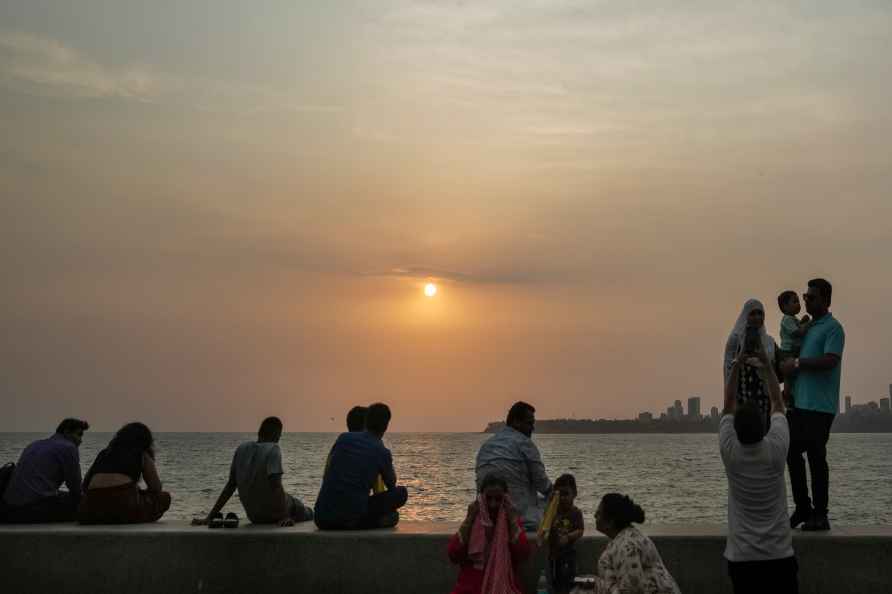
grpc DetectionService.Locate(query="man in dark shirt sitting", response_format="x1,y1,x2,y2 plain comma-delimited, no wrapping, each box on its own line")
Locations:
1,418,89,523
314,403,408,529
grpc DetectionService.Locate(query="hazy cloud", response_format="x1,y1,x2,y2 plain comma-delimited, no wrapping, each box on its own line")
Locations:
0,31,343,115
362,263,576,286
0,31,157,99
1,3,891,431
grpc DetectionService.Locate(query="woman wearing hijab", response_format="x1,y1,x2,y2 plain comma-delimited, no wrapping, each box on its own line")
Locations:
724,299,778,435
583,493,680,594
448,474,531,594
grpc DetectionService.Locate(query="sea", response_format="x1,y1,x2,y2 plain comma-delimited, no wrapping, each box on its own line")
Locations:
2,432,891,526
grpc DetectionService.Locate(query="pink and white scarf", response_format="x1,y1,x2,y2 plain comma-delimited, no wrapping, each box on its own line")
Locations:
467,494,522,594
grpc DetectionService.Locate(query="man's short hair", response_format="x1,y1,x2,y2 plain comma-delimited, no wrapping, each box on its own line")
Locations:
777,290,797,310
506,401,535,426
734,402,764,445
346,406,368,432
808,278,833,307
258,416,283,440
56,418,89,435
366,403,391,435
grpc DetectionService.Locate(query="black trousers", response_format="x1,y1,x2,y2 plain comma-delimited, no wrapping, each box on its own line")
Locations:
316,486,408,530
728,557,798,594
358,486,409,528
787,408,835,515
0,492,78,524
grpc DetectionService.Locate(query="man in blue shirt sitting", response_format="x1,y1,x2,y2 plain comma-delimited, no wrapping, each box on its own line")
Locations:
781,278,845,531
314,402,408,529
1,418,89,523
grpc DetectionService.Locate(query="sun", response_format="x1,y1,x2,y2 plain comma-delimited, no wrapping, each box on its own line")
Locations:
424,282,438,297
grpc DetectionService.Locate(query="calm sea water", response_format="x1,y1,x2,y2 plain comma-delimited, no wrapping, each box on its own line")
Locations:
2,432,891,525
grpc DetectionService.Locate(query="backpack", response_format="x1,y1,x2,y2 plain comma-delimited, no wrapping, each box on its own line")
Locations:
0,462,14,499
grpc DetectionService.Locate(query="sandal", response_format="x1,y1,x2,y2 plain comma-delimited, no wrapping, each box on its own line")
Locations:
223,511,240,529
209,512,224,529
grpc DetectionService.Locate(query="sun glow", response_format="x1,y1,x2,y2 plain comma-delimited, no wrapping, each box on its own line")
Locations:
424,282,438,297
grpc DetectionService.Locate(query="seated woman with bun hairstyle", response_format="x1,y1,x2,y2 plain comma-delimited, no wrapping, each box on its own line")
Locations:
585,493,680,594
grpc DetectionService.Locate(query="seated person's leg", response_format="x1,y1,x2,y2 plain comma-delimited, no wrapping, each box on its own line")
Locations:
286,494,314,522
358,487,408,528
44,492,78,522
136,489,171,523
3,493,78,524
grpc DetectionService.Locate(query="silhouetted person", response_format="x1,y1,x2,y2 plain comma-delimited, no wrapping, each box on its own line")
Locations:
724,299,779,434
722,349,798,593
781,278,844,531
315,402,408,529
0,418,89,523
346,405,369,432
78,422,171,524
196,416,313,527
475,401,552,530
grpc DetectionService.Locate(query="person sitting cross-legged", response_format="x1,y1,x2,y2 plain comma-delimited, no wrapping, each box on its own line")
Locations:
314,402,408,530
78,422,171,524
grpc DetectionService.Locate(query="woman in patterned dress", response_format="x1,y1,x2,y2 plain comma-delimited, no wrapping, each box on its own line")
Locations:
580,493,680,594
723,298,779,435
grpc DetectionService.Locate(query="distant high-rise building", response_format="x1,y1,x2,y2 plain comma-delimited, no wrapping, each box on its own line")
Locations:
674,400,684,418
638,412,653,422
845,396,852,414
710,406,719,420
666,406,676,420
880,398,890,413
687,397,702,420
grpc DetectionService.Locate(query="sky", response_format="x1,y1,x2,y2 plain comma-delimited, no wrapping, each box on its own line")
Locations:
2,1,891,432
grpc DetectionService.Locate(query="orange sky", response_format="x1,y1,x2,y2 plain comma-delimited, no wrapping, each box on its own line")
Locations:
2,2,891,431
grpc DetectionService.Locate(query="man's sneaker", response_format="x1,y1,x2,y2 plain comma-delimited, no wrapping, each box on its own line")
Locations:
790,507,811,529
802,514,831,531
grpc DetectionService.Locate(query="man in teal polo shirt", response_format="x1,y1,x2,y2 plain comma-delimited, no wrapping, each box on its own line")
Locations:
781,278,844,532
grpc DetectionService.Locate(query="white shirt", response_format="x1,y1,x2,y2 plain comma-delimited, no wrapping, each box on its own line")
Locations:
719,413,794,562
475,426,552,530
230,441,284,523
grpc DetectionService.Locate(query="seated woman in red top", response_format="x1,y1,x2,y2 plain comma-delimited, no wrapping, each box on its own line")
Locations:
448,474,532,594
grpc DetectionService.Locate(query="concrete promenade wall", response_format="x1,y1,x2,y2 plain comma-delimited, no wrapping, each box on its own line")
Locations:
2,522,890,594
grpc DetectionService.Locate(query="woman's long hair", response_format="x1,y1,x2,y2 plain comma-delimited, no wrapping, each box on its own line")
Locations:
109,422,155,459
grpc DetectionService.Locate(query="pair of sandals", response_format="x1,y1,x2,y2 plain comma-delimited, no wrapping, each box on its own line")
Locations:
209,511,239,529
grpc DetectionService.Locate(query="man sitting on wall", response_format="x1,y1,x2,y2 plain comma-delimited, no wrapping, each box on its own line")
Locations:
197,416,314,526
314,403,408,529
1,418,89,523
